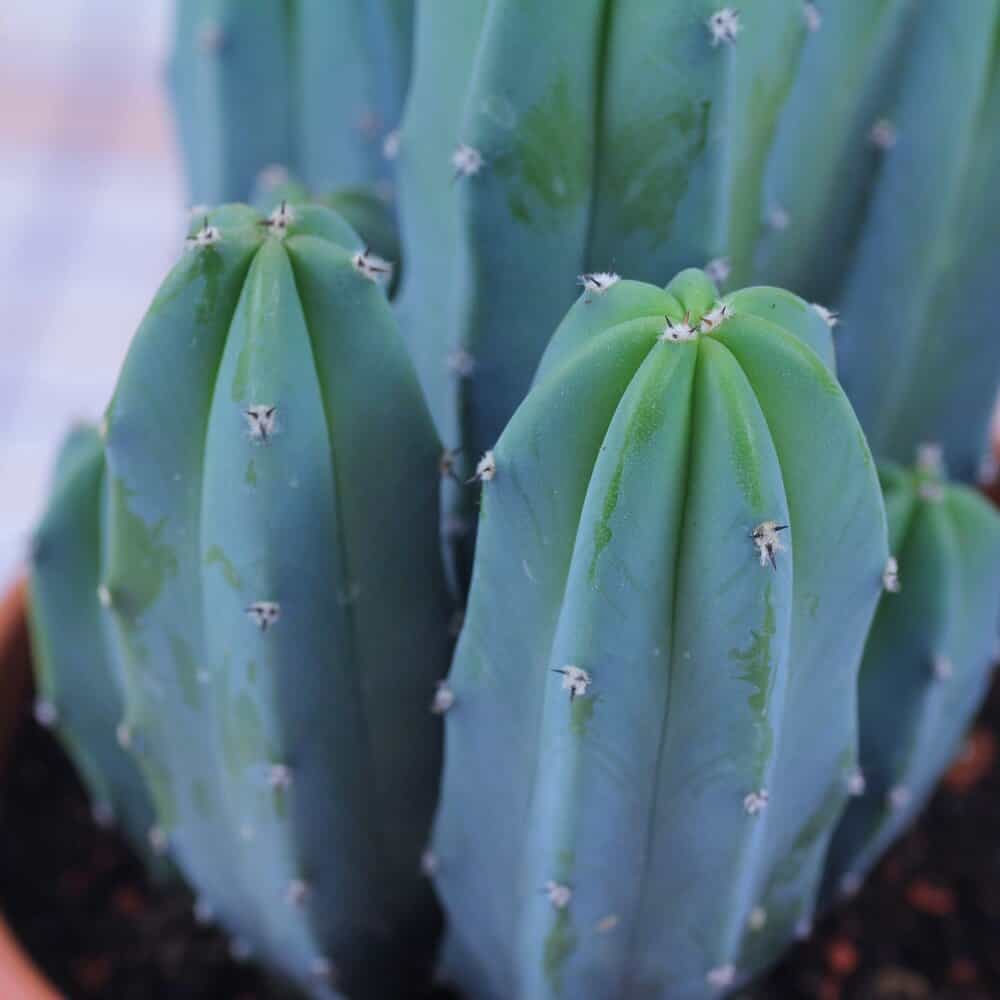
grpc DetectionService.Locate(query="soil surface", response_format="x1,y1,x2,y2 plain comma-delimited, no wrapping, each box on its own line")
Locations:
3,677,1000,999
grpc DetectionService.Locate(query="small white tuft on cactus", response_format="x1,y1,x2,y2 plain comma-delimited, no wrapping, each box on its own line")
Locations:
148,825,168,854
97,584,113,608
869,118,898,151
382,129,401,160
431,680,455,715
186,223,221,249
311,957,336,982
198,21,225,53
803,2,822,31
229,938,252,962
888,784,911,811
471,450,497,483
352,247,394,284
699,302,732,333
596,914,620,933
91,801,115,828
268,763,293,791
768,205,791,231
420,849,438,876
812,303,839,328
840,871,862,898
246,601,280,631
577,272,620,300
752,521,788,570
707,9,740,46
256,164,289,191
705,256,731,284
658,314,698,343
193,896,215,925
285,878,311,907
33,698,58,728
447,347,476,378
263,200,295,238
452,144,484,178
116,722,132,749
244,405,277,442
794,917,813,940
918,478,944,503
553,665,591,701
748,906,767,931
932,654,954,681
542,881,572,909
846,768,867,796
916,442,944,477
707,964,736,989
743,789,769,815
883,556,901,593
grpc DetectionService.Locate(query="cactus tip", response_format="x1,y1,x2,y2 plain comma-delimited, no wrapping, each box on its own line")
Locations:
383,129,402,161
148,824,168,854
420,849,438,877
658,314,698,343
186,223,221,250
261,201,294,238
431,681,455,715
552,665,592,701
706,963,736,989
352,248,394,284
869,118,898,151
97,584,113,608
803,2,822,32
705,256,732,284
882,556,900,593
447,347,477,378
752,522,788,570
244,405,277,442
246,602,280,631
699,302,732,333
743,789,769,815
747,906,767,931
285,878,311,907
33,698,58,728
888,784,911,811
768,205,791,231
542,881,572,909
268,763,294,791
932,655,954,681
846,768,866,796
469,450,497,484
452,144,485,179
707,9,740,47
811,303,839,328
577,272,620,301
116,721,132,749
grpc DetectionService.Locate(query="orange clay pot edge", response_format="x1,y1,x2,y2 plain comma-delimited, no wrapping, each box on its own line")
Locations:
0,577,64,1000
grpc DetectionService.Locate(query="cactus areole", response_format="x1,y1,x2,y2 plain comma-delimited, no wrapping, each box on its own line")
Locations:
433,270,888,998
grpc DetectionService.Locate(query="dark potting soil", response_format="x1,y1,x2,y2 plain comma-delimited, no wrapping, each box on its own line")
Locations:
2,679,1000,1000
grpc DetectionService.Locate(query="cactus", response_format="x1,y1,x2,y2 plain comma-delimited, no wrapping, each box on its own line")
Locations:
822,448,1000,902
396,0,808,501
28,425,163,867
252,175,402,295
431,269,888,998
168,0,413,204
32,202,451,998
756,0,1000,482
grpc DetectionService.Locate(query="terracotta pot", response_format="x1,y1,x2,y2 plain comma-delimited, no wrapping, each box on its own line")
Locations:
0,578,64,999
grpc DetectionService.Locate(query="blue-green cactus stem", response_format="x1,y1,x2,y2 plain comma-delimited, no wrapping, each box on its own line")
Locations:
28,425,163,869
168,0,413,205
99,202,449,998
432,269,887,998
822,451,1000,901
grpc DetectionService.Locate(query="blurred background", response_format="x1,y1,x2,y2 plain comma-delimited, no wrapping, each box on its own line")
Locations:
1,2,185,587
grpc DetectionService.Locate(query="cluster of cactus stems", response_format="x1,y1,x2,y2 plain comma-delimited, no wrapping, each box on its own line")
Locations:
24,2,1000,999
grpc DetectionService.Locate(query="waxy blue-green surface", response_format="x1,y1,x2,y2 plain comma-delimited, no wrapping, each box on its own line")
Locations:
822,458,1000,901
98,203,449,998
433,271,888,999
168,0,412,204
395,0,809,574
28,425,162,870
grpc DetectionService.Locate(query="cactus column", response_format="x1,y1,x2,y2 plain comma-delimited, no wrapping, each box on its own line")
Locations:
60,203,449,998
432,270,888,998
